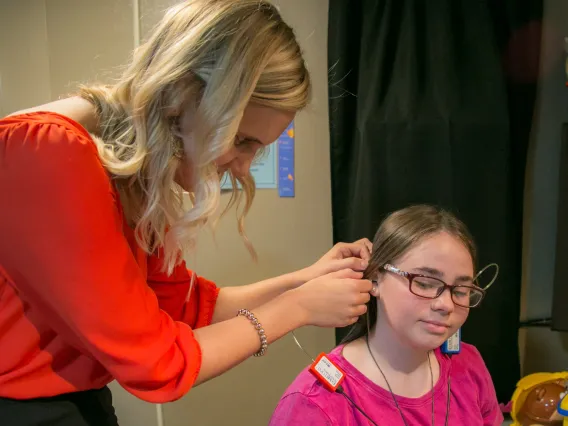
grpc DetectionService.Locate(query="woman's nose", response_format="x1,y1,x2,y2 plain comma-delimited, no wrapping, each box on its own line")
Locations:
230,156,253,178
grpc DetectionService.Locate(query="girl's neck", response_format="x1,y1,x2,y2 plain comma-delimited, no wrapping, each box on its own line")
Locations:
343,323,439,398
367,322,430,375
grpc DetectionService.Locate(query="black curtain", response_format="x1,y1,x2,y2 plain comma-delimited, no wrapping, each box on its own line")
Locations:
328,0,542,403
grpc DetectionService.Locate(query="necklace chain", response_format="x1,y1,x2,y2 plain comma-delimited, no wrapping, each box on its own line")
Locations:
365,337,435,426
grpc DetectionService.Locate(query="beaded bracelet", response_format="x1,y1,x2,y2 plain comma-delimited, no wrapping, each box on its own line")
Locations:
237,308,268,357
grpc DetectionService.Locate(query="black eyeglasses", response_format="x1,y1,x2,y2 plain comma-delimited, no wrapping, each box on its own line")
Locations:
379,264,486,308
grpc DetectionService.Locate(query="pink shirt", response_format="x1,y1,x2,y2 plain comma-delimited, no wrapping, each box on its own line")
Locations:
270,343,503,426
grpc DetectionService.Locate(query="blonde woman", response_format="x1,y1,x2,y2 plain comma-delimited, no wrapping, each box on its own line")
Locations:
0,1,373,424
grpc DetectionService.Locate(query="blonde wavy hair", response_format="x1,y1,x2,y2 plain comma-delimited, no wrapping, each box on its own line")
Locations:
79,0,311,274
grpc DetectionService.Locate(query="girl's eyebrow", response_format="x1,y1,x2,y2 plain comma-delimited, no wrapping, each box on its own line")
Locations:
411,266,473,282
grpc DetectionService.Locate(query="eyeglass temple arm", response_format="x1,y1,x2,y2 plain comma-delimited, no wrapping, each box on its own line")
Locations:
383,264,407,277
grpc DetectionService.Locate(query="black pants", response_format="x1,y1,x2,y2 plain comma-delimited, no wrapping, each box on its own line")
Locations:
0,386,119,426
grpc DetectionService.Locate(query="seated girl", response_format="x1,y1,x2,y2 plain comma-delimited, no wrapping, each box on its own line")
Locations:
269,205,503,426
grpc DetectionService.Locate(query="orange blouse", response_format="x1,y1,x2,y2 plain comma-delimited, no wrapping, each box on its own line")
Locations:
0,112,220,403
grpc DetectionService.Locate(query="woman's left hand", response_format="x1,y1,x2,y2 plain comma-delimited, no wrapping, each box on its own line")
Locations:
297,238,373,283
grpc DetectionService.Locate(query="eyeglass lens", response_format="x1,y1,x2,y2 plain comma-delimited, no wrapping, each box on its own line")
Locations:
410,276,483,307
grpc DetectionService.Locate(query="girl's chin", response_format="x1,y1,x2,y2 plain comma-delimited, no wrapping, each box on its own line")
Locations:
409,334,449,352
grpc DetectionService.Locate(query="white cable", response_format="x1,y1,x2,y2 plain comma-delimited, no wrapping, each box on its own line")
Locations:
292,331,315,362
474,263,500,291
157,403,165,426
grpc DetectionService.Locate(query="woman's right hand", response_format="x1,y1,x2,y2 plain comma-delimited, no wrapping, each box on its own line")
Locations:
290,268,372,328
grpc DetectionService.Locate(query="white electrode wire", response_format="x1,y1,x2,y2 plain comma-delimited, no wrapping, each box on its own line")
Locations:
291,331,315,362
474,263,500,291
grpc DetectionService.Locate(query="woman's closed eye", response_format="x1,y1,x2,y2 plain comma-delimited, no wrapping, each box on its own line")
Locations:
235,136,267,161
235,137,259,153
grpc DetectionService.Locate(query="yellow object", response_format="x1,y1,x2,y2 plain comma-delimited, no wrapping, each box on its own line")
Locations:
559,392,568,425
510,372,568,426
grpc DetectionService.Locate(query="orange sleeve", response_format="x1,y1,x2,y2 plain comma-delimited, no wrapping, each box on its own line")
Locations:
0,115,202,403
146,252,221,329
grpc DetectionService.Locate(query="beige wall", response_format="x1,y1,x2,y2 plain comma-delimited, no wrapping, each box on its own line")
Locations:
1,0,334,425
0,0,51,116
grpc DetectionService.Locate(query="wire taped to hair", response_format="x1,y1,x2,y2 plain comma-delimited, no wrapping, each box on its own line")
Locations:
473,263,499,291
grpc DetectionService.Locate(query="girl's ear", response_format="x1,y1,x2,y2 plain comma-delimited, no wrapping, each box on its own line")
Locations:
371,281,379,297
370,271,386,298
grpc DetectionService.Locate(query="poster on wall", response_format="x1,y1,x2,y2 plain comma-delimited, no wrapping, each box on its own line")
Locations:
220,122,295,195
278,122,295,198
